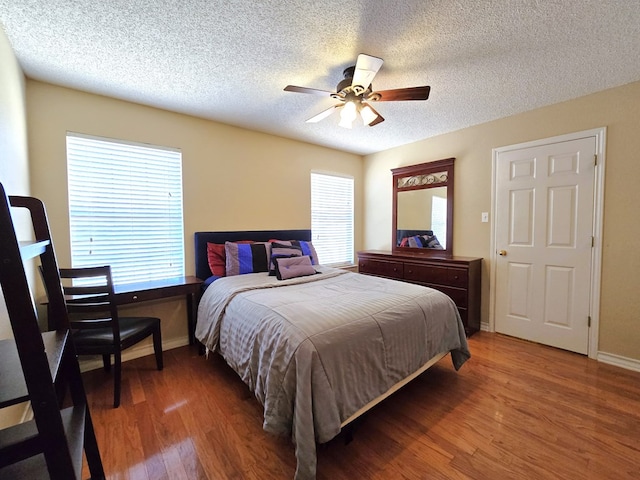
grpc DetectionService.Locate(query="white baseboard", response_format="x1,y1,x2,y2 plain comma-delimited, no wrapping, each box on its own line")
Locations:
597,351,640,373
78,336,190,373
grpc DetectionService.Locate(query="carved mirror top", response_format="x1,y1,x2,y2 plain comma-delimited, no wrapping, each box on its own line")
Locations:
397,170,448,189
392,158,455,257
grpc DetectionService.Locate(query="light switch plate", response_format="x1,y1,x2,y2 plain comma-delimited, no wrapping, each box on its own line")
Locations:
481,212,489,222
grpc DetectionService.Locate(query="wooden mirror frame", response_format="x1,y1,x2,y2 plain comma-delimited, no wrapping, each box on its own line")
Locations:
391,157,455,257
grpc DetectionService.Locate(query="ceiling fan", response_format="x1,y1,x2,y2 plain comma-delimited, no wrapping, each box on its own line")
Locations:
284,53,430,128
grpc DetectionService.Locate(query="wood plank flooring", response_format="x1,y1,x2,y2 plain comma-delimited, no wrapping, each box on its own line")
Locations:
81,332,640,479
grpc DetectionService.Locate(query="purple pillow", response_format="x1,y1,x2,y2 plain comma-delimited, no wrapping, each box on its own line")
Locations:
274,255,317,280
269,242,303,275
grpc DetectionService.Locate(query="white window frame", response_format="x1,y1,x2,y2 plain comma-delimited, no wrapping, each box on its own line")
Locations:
311,172,354,266
66,132,185,285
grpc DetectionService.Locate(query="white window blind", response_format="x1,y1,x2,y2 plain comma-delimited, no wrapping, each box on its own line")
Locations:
431,195,447,249
311,172,354,266
66,133,184,285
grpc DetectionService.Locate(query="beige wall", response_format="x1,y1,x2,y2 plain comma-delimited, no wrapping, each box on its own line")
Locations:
0,26,31,426
26,80,363,350
363,81,640,362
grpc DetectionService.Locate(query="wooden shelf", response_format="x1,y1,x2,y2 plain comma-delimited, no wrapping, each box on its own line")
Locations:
0,331,68,408
0,405,86,479
0,185,105,479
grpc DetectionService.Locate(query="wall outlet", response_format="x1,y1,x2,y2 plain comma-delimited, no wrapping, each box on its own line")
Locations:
481,212,489,223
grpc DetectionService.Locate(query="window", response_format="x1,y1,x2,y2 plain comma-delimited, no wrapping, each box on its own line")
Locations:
311,172,354,266
66,133,184,285
431,195,447,249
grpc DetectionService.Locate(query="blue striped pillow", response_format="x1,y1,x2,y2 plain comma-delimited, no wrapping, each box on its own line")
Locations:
270,240,319,265
225,242,271,276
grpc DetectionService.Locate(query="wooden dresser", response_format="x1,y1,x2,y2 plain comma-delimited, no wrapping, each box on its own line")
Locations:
357,250,482,336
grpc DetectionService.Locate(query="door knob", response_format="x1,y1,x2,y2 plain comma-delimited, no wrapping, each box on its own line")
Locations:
498,250,507,256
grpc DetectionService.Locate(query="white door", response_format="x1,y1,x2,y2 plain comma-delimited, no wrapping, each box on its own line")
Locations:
494,136,597,354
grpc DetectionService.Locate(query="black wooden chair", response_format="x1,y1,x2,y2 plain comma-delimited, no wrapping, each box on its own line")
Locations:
58,265,163,408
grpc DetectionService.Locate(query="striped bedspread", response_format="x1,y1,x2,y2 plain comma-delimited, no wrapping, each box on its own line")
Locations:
196,267,470,479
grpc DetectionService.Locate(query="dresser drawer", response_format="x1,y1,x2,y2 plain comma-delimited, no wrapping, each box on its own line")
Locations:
446,268,468,288
404,263,447,284
431,285,467,308
404,262,468,288
359,258,404,280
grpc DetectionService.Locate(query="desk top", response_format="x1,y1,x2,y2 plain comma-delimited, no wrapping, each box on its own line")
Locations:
112,275,203,305
113,275,202,295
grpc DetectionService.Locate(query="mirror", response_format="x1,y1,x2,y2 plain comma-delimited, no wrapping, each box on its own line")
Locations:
392,158,454,257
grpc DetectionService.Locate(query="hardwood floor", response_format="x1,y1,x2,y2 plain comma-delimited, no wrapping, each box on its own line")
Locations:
81,332,640,479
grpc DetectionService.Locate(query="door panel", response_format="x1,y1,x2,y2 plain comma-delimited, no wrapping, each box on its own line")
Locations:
495,136,595,354
507,262,532,318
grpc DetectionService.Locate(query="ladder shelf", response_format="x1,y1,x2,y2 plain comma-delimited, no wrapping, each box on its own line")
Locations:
0,182,104,479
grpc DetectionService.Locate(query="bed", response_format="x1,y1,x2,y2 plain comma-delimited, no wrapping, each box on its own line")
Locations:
194,230,470,480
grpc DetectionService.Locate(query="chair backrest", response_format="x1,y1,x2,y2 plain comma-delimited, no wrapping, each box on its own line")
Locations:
58,266,121,343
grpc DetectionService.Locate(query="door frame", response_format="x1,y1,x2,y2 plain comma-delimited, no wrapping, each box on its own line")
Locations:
489,128,606,359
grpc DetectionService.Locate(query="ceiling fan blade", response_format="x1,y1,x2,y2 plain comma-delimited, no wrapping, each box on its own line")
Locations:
363,103,385,126
284,85,333,96
306,104,341,123
373,86,431,101
352,54,383,91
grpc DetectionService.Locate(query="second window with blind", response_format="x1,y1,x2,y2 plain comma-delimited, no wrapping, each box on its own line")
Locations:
310,172,354,267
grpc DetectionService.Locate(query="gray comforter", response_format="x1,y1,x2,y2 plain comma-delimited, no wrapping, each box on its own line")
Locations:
195,267,470,479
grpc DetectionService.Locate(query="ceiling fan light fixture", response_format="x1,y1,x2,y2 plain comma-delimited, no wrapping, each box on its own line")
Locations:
339,100,358,128
360,104,378,125
338,116,354,129
284,54,430,129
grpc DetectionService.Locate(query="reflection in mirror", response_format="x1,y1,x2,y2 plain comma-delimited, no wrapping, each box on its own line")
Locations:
392,158,454,257
396,186,447,248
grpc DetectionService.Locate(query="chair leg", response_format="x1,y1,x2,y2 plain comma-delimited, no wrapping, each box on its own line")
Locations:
153,327,163,371
113,351,121,408
102,354,111,372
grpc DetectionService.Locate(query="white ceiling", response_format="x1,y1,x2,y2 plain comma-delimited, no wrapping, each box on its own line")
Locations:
1,0,640,155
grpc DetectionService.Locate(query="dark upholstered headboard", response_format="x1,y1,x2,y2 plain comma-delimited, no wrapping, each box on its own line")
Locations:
194,229,312,280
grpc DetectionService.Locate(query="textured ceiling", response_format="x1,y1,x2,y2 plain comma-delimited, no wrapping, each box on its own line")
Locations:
1,0,640,155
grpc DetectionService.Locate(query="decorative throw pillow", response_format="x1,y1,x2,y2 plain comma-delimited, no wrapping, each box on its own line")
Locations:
421,234,443,249
406,234,443,249
274,255,317,280
207,242,227,277
269,242,303,275
269,240,319,265
225,241,271,276
207,241,253,276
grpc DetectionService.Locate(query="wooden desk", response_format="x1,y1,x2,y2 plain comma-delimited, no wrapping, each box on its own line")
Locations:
112,276,203,345
49,276,203,345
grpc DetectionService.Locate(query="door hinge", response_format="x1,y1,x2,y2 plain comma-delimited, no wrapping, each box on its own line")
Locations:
591,236,595,247
588,316,592,327
594,154,598,166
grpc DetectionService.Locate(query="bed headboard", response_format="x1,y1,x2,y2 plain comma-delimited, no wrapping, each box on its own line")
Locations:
194,229,312,280
396,229,434,245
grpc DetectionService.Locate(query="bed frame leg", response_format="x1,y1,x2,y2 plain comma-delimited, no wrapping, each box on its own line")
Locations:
342,416,365,445
344,428,354,445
